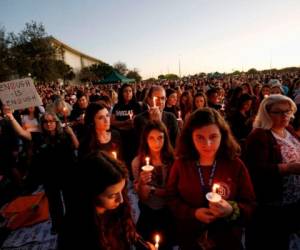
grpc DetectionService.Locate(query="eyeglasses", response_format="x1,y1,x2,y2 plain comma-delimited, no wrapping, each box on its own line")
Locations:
269,110,293,116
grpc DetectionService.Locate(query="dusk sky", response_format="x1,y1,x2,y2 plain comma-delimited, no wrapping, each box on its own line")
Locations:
1,0,300,79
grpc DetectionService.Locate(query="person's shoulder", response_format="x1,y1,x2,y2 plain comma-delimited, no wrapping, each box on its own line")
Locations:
111,128,121,138
162,110,177,122
248,127,269,138
134,110,148,121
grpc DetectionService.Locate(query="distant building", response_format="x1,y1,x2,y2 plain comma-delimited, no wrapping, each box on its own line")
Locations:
50,37,103,83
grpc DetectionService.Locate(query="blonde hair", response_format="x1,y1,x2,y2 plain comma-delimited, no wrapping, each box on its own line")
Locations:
253,94,297,129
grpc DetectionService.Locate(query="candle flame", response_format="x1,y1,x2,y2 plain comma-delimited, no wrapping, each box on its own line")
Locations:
153,97,157,107
155,234,160,243
264,94,269,98
178,111,181,119
112,151,117,159
145,157,150,166
212,183,220,193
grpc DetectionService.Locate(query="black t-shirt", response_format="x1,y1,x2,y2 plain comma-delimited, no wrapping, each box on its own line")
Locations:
112,101,142,121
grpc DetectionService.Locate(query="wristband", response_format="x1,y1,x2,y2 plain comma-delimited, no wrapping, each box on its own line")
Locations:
225,201,240,222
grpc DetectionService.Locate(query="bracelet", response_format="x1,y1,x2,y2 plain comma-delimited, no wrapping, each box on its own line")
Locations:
225,201,240,222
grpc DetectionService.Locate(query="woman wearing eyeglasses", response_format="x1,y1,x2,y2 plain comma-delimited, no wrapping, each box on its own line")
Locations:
244,94,300,250
34,112,79,234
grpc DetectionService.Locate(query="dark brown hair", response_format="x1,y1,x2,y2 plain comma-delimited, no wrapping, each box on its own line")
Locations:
176,107,240,161
137,120,174,166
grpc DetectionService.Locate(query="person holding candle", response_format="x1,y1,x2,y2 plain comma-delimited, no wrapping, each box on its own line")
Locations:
132,120,175,250
167,108,256,250
134,85,179,149
244,94,300,250
79,102,123,161
58,151,155,250
46,96,72,124
111,84,142,168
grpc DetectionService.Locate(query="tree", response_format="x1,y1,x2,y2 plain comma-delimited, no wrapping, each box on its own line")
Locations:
247,68,258,74
7,21,59,82
164,73,179,80
91,63,114,79
113,61,128,75
80,62,114,82
0,27,14,81
79,67,97,82
54,61,75,81
127,68,142,82
158,75,165,80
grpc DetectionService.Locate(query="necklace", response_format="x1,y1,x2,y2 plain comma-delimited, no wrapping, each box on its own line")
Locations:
196,160,217,194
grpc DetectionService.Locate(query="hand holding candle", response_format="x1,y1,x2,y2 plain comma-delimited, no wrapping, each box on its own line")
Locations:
128,110,134,120
111,151,117,160
206,183,222,203
62,106,68,123
142,157,154,172
177,110,182,120
152,97,157,108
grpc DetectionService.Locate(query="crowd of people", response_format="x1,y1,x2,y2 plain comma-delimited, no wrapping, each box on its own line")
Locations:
0,70,300,249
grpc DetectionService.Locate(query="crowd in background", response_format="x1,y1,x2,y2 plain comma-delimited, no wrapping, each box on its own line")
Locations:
1,70,300,249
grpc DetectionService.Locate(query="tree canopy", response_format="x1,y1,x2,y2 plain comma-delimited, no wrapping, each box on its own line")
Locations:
1,21,74,82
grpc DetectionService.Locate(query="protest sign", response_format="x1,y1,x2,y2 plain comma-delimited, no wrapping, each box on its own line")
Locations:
0,78,42,110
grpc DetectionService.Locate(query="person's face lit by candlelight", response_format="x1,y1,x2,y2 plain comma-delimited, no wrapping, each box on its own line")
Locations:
147,129,165,153
192,124,221,161
261,86,270,97
95,179,126,214
149,89,166,111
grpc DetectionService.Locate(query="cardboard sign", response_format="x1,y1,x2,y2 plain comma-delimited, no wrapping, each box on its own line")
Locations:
0,78,42,110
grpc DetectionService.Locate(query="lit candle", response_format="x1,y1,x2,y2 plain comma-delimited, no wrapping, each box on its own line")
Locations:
62,106,68,123
112,151,117,160
221,103,225,111
212,183,220,193
206,183,222,203
128,110,133,120
154,234,160,250
153,97,157,108
264,94,269,98
177,110,182,120
141,157,154,172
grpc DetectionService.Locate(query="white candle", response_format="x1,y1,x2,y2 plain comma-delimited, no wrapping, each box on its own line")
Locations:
128,110,133,120
212,183,220,193
177,110,182,120
111,151,117,160
153,97,157,108
141,157,154,172
154,234,160,250
206,183,221,203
